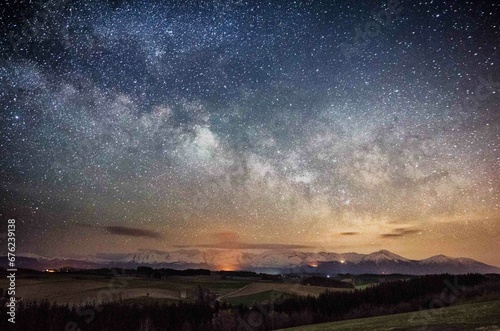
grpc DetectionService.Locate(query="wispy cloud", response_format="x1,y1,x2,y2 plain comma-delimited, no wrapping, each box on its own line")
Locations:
380,228,420,238
77,223,163,239
104,226,162,239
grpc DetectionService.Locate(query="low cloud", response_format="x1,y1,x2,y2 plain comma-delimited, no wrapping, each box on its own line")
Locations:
77,223,163,239
104,226,162,239
380,228,420,238
339,232,360,236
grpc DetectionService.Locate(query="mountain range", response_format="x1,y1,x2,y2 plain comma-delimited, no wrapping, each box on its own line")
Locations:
3,249,499,275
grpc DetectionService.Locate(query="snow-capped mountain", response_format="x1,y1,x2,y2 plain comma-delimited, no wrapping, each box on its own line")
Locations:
361,250,410,263
3,249,499,275
420,254,453,264
414,254,498,274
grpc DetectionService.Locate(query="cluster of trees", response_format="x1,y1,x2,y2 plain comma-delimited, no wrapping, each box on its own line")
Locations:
301,276,355,288
137,266,211,277
3,300,219,331
1,274,497,331
218,270,260,278
219,270,283,281
277,274,487,318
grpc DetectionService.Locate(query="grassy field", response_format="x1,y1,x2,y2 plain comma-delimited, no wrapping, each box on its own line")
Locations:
219,281,352,306
0,273,251,305
220,282,350,302
278,300,500,331
0,272,349,306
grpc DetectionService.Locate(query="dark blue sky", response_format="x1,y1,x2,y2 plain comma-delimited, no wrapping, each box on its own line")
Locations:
1,0,499,265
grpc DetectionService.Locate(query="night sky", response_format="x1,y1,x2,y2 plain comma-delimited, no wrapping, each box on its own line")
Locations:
1,0,499,266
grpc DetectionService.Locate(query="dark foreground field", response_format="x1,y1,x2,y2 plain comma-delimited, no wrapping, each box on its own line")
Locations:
1,271,499,330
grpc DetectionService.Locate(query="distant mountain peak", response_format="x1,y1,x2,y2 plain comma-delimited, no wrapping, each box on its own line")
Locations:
423,254,453,263
5,249,499,275
362,250,410,263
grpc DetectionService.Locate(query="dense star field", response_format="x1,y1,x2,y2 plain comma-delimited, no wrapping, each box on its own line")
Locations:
0,0,499,265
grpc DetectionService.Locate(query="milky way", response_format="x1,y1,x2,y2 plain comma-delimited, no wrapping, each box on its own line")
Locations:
0,0,499,265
